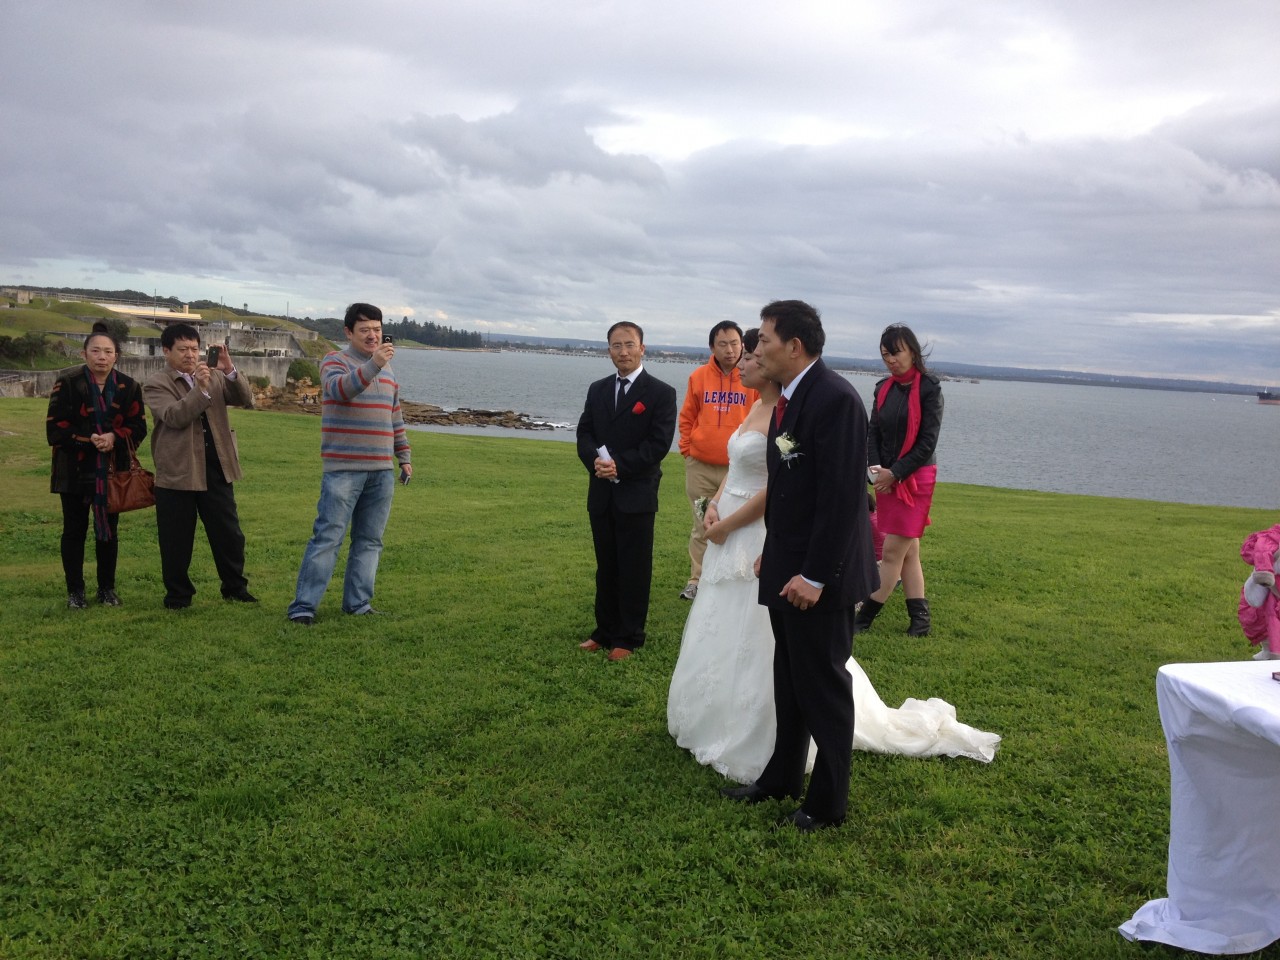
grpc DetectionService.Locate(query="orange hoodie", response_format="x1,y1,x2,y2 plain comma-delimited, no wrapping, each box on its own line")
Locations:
679,359,759,465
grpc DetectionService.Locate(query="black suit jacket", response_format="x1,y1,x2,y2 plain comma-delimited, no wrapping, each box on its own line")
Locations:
759,358,878,611
576,369,677,514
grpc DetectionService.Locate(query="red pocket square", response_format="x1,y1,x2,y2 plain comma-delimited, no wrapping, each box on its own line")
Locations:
631,401,646,414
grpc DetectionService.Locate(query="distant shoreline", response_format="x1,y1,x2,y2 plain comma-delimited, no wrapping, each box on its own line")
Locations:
483,344,1270,397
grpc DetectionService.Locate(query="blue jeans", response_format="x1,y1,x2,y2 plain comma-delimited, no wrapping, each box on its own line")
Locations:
288,469,395,618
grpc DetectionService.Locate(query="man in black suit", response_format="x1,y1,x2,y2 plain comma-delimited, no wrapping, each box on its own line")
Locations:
723,300,878,830
576,322,678,662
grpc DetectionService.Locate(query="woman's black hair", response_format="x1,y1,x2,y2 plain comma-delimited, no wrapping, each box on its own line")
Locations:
84,321,120,353
879,324,929,375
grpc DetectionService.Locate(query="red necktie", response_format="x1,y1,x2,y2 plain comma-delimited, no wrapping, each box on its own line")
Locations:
774,394,788,429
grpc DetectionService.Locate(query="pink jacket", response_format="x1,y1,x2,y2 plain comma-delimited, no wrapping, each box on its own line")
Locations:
1238,524,1280,653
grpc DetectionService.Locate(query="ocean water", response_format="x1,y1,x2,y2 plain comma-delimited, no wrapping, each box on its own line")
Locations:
391,349,1278,510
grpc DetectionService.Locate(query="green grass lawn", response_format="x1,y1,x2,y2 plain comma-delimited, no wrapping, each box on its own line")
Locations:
0,398,1274,959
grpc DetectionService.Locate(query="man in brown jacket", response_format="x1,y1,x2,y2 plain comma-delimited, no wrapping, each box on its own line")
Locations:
143,323,256,609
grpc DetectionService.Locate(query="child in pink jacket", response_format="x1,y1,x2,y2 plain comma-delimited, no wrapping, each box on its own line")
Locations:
1239,523,1280,660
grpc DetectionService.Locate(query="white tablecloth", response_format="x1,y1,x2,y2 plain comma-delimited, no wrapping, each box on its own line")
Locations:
1120,661,1280,954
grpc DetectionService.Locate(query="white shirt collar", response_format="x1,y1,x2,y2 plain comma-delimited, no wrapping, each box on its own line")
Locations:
780,358,819,401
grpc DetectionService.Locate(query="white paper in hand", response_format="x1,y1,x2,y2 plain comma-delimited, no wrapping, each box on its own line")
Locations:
597,445,620,483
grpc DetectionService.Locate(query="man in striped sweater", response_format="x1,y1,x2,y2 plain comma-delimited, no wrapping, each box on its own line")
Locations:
287,303,412,625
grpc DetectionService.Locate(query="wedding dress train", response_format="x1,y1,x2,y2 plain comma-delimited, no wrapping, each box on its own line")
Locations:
667,429,1000,784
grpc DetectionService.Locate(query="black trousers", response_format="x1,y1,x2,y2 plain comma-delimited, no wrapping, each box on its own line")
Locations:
757,604,855,822
59,492,119,593
588,508,656,650
154,458,248,604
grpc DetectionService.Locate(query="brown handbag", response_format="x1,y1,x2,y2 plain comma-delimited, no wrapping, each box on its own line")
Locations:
107,436,156,513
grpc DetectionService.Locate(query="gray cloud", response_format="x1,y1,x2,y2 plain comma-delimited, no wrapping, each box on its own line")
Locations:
399,100,663,188
1,1,1277,382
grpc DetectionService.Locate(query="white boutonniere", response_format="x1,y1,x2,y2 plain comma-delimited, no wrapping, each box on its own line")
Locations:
775,432,802,467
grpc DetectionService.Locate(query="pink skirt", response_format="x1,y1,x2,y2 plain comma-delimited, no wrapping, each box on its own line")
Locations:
876,465,937,539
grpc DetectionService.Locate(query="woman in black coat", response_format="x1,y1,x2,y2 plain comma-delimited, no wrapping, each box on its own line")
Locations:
855,324,943,637
46,322,147,608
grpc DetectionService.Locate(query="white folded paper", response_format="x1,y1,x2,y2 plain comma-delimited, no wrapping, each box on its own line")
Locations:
597,445,620,483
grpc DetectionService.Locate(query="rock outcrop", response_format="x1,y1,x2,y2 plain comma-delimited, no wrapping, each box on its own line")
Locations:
252,380,554,430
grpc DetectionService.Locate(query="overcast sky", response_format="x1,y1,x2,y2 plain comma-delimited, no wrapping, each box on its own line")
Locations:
3,1,1278,382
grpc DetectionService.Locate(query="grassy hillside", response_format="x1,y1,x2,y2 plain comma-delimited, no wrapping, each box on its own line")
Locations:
1,296,335,367
3,296,134,330
0,397,1273,959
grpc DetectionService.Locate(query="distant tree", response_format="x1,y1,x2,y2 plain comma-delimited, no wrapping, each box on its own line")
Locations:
0,332,50,363
295,317,346,341
295,314,485,349
287,359,320,383
99,316,130,344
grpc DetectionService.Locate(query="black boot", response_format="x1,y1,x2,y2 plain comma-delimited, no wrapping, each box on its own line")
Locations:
905,598,931,637
853,598,883,634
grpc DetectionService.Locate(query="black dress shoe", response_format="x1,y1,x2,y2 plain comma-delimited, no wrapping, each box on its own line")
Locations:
784,809,844,833
223,589,259,603
290,615,315,626
164,598,191,610
720,782,780,804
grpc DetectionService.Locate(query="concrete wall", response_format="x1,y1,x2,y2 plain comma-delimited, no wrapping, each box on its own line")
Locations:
52,327,309,360
150,322,306,357
0,356,296,397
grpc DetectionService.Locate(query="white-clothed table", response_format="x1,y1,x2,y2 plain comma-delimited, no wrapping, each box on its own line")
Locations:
1120,661,1280,954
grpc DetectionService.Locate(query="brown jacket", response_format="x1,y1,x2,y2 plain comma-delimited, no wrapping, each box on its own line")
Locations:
143,366,254,490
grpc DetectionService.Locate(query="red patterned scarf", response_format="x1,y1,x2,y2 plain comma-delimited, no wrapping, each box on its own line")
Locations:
84,367,118,541
875,368,922,506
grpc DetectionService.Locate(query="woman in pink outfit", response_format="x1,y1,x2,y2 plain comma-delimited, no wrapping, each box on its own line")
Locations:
855,324,943,637
1240,523,1280,660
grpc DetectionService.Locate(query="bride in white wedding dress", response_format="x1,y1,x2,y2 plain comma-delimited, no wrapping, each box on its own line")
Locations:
667,332,1000,784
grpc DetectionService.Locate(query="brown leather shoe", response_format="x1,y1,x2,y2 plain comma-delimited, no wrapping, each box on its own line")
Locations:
606,647,632,662
579,639,604,652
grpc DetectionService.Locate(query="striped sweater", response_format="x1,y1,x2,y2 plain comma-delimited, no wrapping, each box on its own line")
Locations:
319,346,411,472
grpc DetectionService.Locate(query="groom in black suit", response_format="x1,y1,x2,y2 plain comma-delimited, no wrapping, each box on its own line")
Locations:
576,322,678,662
724,300,878,830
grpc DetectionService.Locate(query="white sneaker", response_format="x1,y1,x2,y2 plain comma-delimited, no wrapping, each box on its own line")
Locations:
679,583,698,601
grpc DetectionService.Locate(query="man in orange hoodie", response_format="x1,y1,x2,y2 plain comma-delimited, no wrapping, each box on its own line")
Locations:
677,321,759,600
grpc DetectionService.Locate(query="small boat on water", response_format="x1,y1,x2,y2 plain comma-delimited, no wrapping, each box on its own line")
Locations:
1259,389,1280,405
